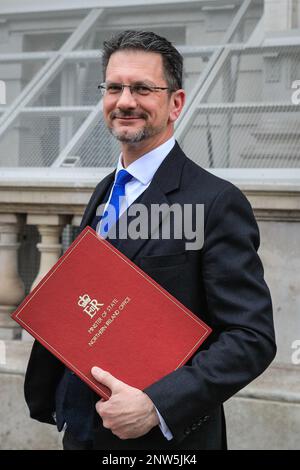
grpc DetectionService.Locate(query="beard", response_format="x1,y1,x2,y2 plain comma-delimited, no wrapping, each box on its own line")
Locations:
107,110,166,144
109,125,160,143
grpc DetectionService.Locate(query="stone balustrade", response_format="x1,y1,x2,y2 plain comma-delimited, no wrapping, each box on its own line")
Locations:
0,168,112,338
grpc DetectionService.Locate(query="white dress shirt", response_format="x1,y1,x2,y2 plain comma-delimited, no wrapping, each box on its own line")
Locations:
98,136,175,441
99,137,175,225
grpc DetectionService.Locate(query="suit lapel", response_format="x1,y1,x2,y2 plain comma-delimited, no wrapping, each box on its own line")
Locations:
80,171,115,230
107,141,187,261
107,179,170,260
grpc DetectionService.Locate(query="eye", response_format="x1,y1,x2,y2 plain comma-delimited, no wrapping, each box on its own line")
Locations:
134,85,152,95
107,84,123,94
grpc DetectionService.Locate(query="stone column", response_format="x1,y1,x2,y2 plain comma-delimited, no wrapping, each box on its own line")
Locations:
71,215,82,228
28,215,69,289
0,214,25,339
22,214,69,340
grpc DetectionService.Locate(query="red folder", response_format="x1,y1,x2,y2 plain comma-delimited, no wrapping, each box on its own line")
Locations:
12,227,211,399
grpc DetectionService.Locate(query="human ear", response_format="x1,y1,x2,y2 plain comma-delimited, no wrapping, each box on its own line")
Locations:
169,89,186,123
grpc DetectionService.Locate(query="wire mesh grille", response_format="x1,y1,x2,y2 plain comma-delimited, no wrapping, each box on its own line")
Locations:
228,5,262,44
0,2,299,169
179,46,300,168
206,48,300,104
75,118,120,167
29,62,102,108
77,25,186,51
0,113,87,167
180,107,300,168
0,59,48,107
23,32,72,52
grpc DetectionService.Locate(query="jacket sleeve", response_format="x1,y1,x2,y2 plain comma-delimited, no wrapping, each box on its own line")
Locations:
144,184,277,443
24,339,65,424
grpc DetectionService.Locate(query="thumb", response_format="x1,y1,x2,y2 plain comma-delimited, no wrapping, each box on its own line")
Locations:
91,366,121,393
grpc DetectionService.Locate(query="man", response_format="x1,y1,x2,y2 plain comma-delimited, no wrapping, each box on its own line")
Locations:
24,31,276,450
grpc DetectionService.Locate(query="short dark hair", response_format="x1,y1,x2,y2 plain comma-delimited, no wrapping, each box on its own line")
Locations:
102,30,183,91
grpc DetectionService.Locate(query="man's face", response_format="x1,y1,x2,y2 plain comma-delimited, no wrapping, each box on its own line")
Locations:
102,50,183,145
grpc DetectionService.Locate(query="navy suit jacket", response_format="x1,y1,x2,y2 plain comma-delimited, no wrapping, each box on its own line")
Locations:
24,141,276,450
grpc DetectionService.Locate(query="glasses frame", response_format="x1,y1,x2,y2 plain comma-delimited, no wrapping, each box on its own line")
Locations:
97,82,173,97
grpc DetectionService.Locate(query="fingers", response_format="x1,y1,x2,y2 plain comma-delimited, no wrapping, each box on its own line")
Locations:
91,366,121,393
95,398,105,416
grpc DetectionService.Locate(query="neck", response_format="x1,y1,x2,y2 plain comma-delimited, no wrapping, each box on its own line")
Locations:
120,130,174,168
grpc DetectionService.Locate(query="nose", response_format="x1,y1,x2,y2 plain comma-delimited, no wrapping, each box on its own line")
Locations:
115,86,137,109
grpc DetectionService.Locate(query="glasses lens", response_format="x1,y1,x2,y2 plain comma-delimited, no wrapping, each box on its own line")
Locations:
132,84,152,96
106,84,123,94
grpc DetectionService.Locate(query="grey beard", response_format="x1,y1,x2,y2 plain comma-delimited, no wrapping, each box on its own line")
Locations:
110,127,148,143
109,122,166,144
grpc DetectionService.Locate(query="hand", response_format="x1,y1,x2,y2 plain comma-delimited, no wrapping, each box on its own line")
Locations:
91,366,160,440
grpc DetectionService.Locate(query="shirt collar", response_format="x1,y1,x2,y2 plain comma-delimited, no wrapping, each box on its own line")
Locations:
115,137,175,185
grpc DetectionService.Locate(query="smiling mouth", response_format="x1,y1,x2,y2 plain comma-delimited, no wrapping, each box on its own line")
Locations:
115,116,143,120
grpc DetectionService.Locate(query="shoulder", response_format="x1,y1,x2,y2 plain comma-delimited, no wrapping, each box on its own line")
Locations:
179,149,243,204
174,146,255,227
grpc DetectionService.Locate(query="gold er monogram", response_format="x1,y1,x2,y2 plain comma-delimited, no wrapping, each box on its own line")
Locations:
78,294,104,319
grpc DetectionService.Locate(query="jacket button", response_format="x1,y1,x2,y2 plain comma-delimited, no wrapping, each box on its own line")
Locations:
184,427,191,435
191,424,198,431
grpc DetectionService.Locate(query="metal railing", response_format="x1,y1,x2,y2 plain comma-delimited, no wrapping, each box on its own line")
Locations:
2,0,299,168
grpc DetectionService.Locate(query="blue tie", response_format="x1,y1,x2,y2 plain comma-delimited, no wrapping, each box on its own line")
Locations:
99,169,133,237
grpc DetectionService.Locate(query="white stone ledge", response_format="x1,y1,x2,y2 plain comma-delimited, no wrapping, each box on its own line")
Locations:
208,169,300,192
0,168,113,189
0,168,299,220
0,168,299,191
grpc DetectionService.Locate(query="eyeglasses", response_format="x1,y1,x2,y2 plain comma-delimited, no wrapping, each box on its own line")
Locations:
98,82,173,97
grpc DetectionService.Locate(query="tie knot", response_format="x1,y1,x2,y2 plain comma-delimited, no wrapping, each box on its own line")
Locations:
115,169,133,187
